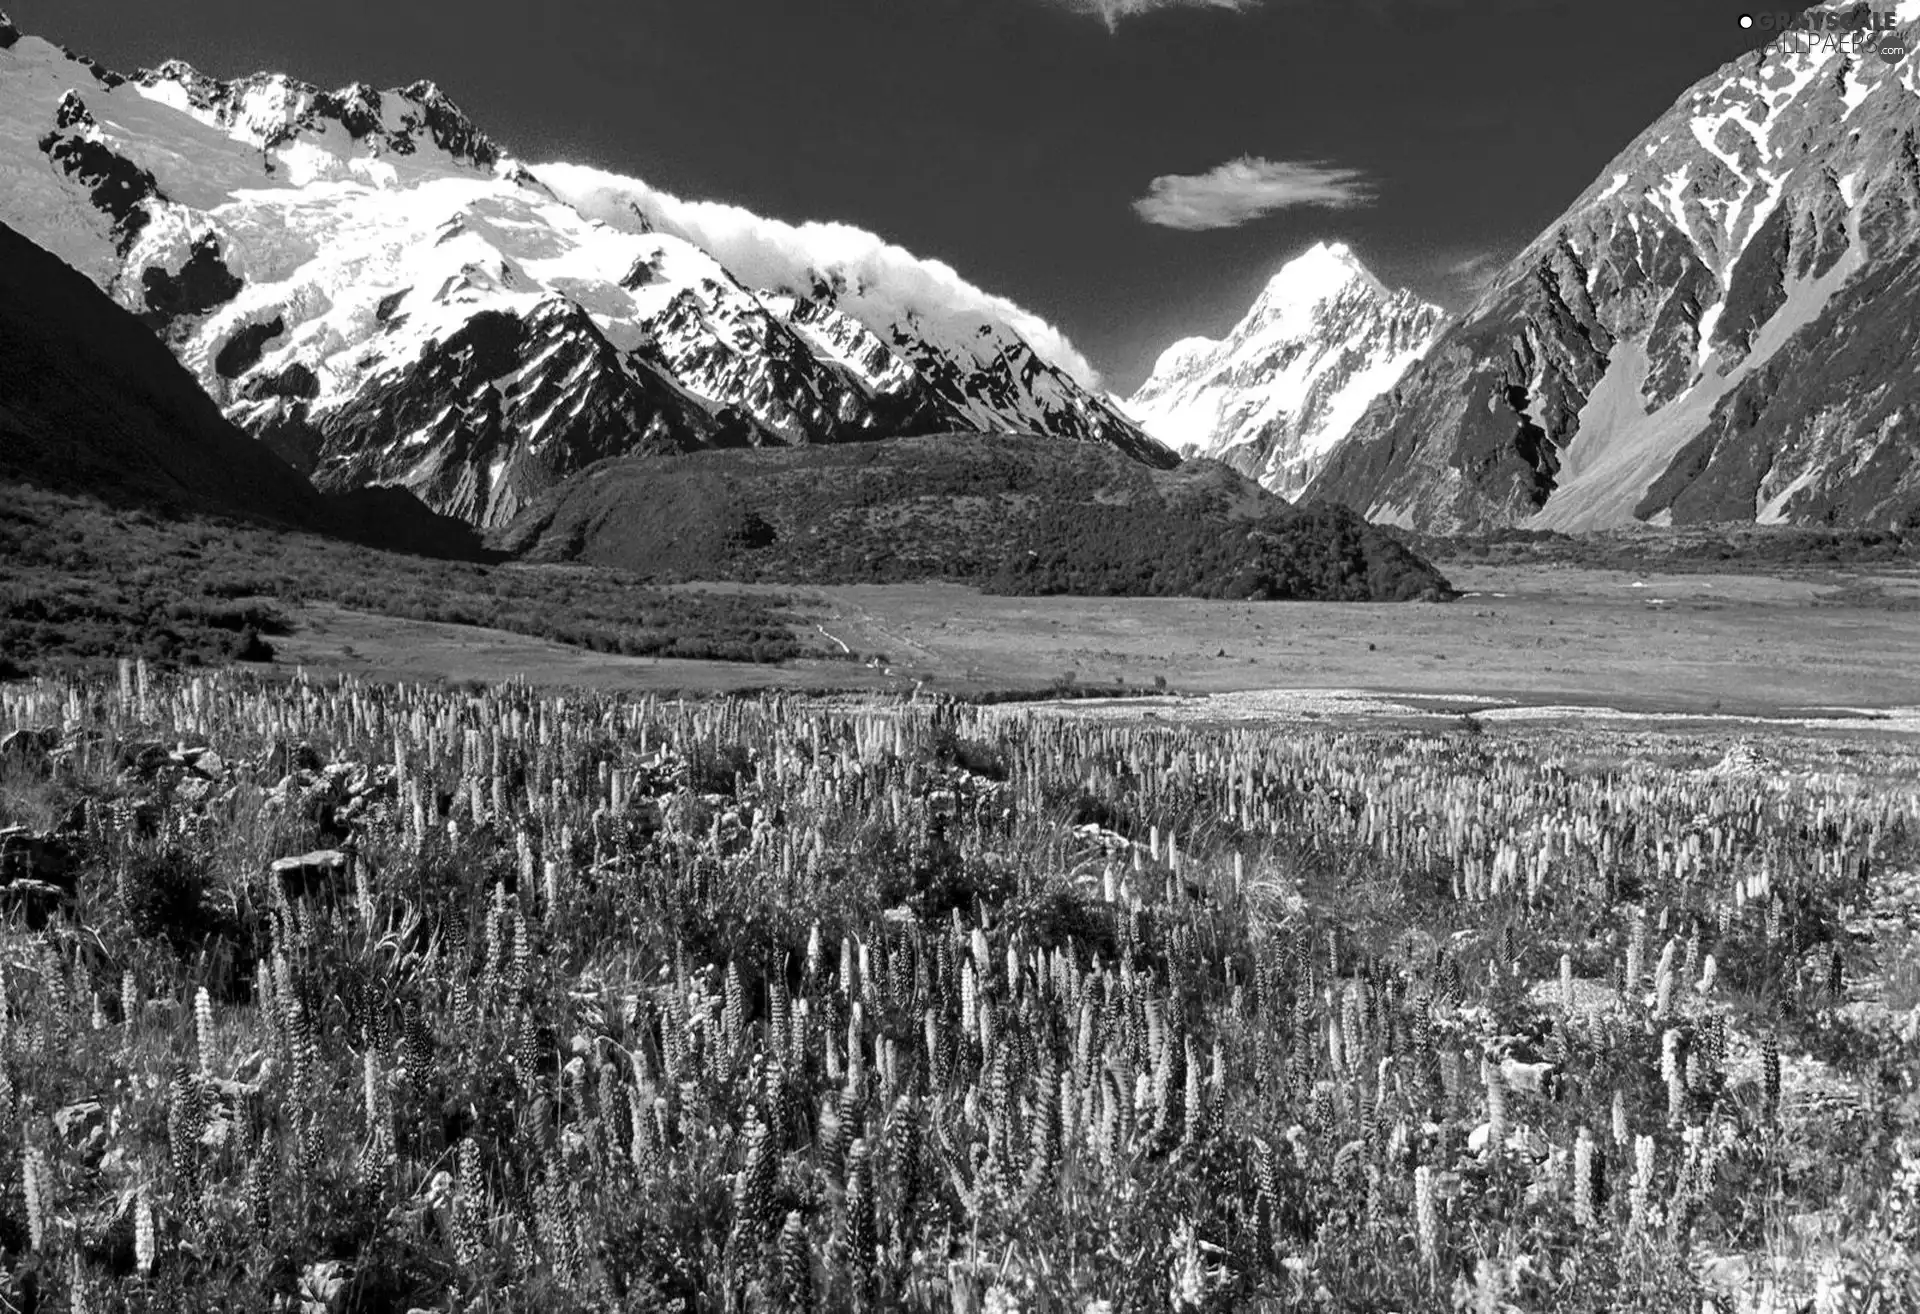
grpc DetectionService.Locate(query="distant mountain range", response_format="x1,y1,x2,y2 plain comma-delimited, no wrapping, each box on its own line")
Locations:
0,197,1446,604
14,2,1905,550
1307,0,1920,533
1124,241,1446,500
0,17,1170,530
0,9,1448,607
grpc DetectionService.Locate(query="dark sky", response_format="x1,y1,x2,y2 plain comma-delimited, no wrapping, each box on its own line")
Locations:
12,0,1775,391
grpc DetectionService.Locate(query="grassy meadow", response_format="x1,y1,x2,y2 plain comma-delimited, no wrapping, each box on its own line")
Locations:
0,664,1914,1311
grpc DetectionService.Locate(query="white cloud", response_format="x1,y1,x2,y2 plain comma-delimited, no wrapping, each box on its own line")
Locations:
532,162,1103,388
1133,157,1374,230
1447,251,1502,292
1425,249,1509,307
1047,0,1260,29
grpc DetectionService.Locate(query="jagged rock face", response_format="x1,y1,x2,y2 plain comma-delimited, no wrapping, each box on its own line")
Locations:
539,184,1177,471
134,60,504,169
881,312,1176,468
1125,242,1447,498
251,299,746,526
35,91,165,255
1309,0,1920,532
0,29,1172,528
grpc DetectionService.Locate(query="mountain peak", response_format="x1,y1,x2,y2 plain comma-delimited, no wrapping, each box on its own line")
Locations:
1299,238,1357,266
1128,246,1447,499
1258,239,1383,308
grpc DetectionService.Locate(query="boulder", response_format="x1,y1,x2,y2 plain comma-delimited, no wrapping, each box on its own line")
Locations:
115,740,174,780
52,1100,105,1145
0,825,77,927
0,726,58,766
53,1101,107,1168
271,848,349,904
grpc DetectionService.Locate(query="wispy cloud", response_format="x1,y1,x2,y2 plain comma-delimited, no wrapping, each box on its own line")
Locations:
1046,0,1259,30
1047,0,1561,30
1132,157,1374,231
1442,250,1507,302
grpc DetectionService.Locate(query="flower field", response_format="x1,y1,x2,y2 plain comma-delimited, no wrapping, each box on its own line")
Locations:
0,664,1916,1311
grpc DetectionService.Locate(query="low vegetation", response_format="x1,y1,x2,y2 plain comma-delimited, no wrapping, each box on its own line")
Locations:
1421,524,1920,574
993,501,1444,601
0,665,1914,1310
0,483,813,676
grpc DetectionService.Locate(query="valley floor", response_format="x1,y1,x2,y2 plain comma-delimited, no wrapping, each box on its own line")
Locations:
273,562,1920,721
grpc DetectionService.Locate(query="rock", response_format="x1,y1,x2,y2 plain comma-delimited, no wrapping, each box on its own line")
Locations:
52,1100,104,1145
0,825,76,927
271,848,349,903
261,740,324,778
1706,743,1781,779
53,1101,108,1168
0,726,57,765
0,825,73,882
53,799,90,836
1499,1057,1557,1094
181,746,228,779
115,740,173,779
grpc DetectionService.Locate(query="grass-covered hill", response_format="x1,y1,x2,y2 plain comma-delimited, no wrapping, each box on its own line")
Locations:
494,434,1454,602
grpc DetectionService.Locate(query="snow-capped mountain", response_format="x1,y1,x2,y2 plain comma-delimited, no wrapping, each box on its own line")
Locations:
1124,241,1446,499
0,20,1170,528
1309,0,1920,532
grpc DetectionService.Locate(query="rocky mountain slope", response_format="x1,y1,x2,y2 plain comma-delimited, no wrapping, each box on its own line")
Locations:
0,17,1170,529
1125,242,1447,499
0,216,475,556
497,435,1451,601
0,217,321,526
1309,0,1920,533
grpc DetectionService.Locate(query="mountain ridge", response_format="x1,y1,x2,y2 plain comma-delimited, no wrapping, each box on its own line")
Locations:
1307,0,1920,533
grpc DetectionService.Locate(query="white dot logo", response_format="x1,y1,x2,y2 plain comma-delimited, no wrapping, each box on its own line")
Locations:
1739,13,1754,28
